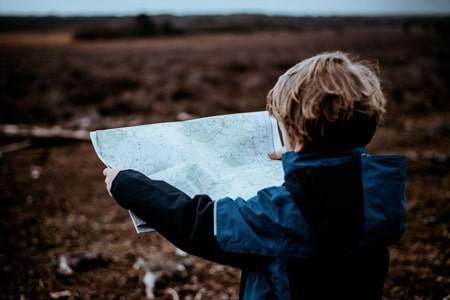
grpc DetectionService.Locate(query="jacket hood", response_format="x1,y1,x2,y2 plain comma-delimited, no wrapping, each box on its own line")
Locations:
282,147,407,249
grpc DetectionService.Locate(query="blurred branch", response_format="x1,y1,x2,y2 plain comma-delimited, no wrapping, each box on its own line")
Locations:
0,124,90,141
0,139,31,157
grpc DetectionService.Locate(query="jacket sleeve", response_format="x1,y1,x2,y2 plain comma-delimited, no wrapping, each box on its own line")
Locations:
110,169,270,269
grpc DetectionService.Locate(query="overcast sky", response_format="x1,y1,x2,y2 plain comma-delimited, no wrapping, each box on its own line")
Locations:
1,0,449,16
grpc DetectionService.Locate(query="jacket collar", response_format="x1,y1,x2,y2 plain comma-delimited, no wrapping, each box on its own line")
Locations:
281,147,367,179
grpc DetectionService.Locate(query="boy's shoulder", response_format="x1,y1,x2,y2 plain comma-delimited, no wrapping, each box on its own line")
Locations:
215,187,316,257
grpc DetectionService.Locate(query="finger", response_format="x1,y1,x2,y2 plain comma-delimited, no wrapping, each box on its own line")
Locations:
268,151,282,160
103,168,109,176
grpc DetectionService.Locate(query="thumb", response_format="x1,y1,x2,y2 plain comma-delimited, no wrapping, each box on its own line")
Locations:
268,146,286,160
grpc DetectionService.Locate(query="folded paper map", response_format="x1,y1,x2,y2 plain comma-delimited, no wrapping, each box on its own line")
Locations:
91,111,284,233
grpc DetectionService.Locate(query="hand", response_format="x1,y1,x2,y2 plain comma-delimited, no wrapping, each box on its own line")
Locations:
268,146,286,160
103,168,123,196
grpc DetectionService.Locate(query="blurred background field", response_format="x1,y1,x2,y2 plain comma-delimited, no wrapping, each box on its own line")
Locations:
0,15,449,299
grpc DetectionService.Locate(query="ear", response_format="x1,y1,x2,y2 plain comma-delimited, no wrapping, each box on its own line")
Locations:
294,143,304,153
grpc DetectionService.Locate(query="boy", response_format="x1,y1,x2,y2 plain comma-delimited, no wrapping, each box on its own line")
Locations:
103,51,406,299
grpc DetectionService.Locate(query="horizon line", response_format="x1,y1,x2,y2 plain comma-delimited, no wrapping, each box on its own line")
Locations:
1,11,450,18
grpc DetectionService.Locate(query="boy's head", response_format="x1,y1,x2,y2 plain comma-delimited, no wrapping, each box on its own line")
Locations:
267,51,386,152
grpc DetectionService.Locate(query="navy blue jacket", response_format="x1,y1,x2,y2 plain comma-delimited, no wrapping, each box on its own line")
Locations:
111,147,407,299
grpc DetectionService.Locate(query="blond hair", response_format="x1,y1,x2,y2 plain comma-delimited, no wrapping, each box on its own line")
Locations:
267,51,386,150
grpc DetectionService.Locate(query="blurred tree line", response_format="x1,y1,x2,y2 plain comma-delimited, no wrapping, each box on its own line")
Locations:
69,14,450,39
73,14,183,40
0,14,448,39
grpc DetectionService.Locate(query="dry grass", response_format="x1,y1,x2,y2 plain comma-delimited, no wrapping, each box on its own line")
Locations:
0,32,73,46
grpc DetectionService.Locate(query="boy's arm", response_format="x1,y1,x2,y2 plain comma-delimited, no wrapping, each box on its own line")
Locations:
106,169,270,269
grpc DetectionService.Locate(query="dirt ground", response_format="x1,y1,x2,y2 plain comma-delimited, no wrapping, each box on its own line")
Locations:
0,25,449,299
